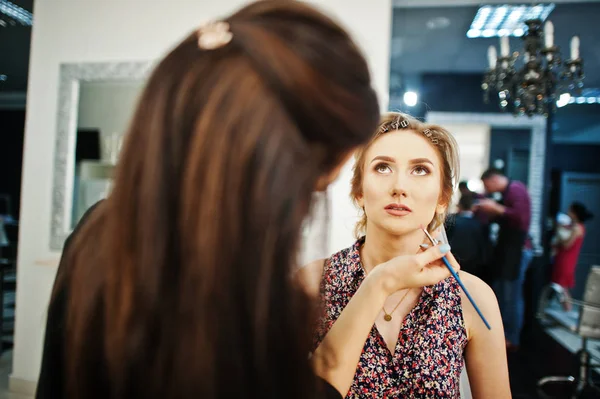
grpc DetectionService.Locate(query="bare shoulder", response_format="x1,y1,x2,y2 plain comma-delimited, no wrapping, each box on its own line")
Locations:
296,258,326,299
459,272,496,301
457,272,501,339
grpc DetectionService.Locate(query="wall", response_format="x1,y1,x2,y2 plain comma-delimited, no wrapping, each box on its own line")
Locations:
489,128,532,184
551,144,600,173
13,0,391,392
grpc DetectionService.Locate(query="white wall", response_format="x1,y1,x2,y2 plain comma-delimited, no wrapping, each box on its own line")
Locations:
14,0,391,391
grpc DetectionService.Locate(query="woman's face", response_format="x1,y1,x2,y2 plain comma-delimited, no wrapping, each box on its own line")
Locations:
357,130,446,236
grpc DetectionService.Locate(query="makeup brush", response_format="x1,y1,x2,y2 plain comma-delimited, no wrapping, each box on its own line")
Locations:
421,225,492,330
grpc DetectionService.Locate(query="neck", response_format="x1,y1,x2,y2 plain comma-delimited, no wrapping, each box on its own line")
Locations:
361,223,425,273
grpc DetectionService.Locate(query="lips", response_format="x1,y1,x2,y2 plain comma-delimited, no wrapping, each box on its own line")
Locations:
385,203,412,216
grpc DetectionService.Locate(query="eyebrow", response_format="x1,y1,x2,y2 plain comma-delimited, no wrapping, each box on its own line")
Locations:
370,156,435,165
370,155,395,164
410,157,435,166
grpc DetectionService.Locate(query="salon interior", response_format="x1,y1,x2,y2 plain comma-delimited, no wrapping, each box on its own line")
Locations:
1,0,600,398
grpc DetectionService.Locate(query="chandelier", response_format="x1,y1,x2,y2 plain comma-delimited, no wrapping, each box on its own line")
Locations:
482,18,584,117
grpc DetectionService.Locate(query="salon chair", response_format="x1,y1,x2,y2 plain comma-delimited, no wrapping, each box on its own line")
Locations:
536,266,600,398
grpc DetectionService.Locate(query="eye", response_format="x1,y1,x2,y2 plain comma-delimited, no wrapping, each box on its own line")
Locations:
412,165,431,176
374,163,392,174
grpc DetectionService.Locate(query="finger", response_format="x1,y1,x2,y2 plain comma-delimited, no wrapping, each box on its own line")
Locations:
418,263,453,286
414,243,451,267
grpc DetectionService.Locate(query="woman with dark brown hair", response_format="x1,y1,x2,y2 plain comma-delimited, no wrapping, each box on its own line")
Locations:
36,2,455,399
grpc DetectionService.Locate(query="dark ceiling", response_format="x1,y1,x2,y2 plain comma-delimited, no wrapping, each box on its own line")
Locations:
390,1,600,90
0,0,33,92
1,1,600,94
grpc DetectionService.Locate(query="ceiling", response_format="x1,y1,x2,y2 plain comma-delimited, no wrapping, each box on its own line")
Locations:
390,1,600,90
2,1,600,94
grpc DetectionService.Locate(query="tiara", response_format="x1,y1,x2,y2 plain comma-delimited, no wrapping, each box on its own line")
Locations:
198,21,233,50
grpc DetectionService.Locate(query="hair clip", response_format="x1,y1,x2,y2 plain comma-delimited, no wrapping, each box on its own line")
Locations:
423,128,439,145
198,21,233,50
379,117,410,134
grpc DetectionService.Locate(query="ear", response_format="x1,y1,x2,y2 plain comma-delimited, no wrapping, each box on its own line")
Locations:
356,193,364,208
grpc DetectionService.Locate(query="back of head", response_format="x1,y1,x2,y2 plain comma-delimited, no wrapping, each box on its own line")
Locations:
481,168,504,181
64,1,379,398
458,195,474,212
570,201,594,223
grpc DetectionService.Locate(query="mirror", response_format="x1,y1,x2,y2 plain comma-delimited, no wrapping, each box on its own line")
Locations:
50,62,152,250
71,81,144,228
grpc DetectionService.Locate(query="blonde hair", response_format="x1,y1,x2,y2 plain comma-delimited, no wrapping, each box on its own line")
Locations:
350,112,460,237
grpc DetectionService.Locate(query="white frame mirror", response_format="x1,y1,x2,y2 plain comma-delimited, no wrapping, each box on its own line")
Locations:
49,61,153,250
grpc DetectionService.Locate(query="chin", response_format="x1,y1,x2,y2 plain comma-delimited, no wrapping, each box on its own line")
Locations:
376,219,420,237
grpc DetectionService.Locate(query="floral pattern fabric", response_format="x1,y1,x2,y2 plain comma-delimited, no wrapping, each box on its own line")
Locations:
314,238,467,398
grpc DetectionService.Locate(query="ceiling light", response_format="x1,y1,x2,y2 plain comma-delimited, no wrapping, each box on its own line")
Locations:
513,28,524,36
0,0,33,26
556,93,570,108
482,29,496,38
467,29,480,38
403,91,418,107
467,3,554,38
563,94,600,105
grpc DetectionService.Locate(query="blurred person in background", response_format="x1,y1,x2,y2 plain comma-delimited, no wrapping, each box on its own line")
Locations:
551,202,594,311
476,168,532,352
446,194,492,281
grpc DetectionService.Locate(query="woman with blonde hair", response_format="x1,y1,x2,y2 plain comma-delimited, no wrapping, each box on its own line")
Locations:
301,113,511,398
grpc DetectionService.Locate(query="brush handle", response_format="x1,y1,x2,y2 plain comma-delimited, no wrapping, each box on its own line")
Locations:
441,256,492,330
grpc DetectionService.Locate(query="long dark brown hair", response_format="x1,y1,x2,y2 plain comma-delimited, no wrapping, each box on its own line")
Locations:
58,1,379,398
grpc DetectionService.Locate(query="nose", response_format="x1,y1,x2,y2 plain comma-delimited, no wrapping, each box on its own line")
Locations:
390,174,407,198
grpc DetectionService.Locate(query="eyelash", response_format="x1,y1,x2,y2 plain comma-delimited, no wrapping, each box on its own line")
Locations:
374,163,392,174
373,163,431,176
413,165,431,175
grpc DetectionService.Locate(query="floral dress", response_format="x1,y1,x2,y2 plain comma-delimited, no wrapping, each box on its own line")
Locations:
314,238,467,398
